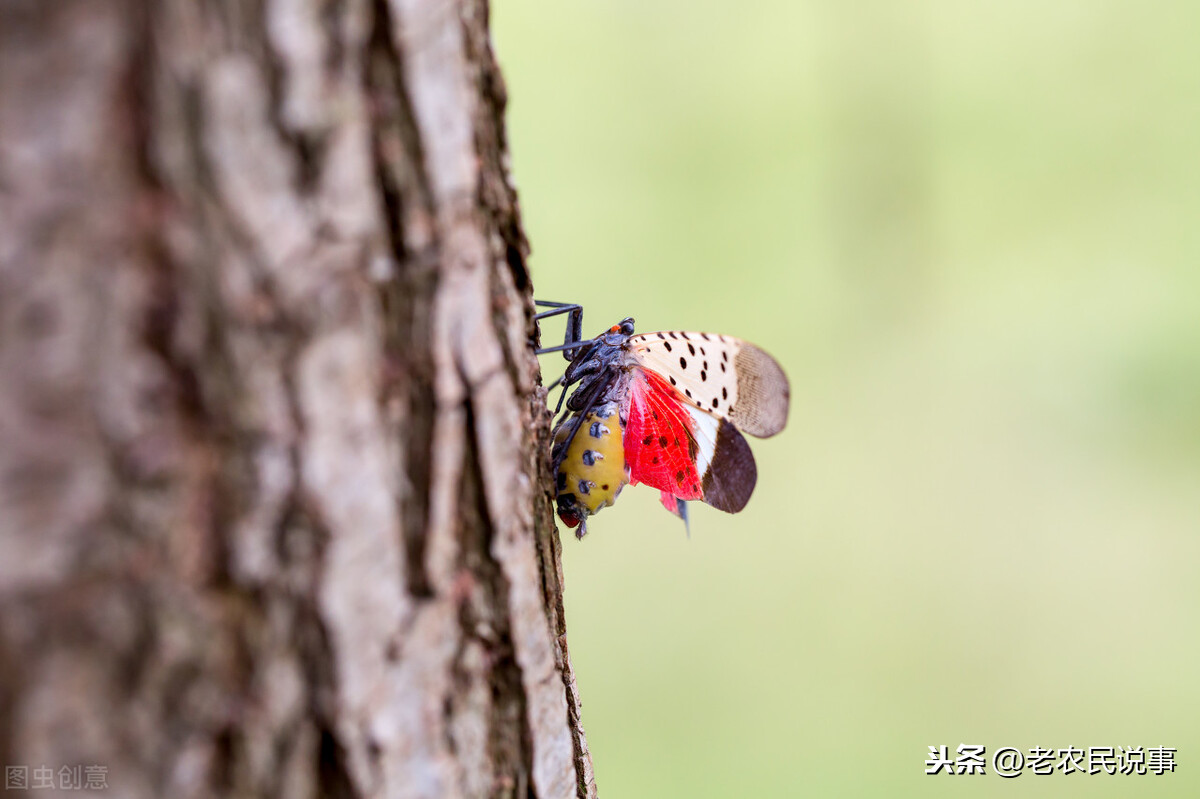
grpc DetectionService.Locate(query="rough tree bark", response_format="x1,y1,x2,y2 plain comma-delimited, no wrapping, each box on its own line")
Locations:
0,1,594,797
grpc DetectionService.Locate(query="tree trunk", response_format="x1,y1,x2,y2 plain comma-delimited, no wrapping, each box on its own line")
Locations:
0,1,594,797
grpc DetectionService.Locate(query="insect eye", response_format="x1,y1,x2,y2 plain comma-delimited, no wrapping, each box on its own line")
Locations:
618,318,635,335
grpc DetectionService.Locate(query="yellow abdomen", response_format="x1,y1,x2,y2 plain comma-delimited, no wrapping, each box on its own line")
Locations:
554,400,628,517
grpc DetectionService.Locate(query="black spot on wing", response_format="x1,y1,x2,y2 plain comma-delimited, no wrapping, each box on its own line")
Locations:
701,419,757,513
664,342,672,352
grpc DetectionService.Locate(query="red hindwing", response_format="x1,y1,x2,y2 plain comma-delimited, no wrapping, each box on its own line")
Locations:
624,369,704,502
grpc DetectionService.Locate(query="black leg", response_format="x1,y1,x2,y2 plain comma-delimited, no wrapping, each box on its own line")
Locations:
534,340,586,356
533,300,584,361
534,301,597,423
554,355,604,417
533,299,580,314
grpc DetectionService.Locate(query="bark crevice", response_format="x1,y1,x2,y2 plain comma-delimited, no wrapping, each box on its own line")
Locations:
0,0,594,796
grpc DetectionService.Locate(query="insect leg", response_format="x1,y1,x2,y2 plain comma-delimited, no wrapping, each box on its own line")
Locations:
554,354,604,417
533,301,584,361
535,341,586,356
533,299,581,316
552,383,569,417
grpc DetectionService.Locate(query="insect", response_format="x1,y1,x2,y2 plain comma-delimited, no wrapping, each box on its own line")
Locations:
535,301,790,537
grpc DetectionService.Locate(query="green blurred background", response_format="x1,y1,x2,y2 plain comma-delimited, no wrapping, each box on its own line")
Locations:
495,1,1200,795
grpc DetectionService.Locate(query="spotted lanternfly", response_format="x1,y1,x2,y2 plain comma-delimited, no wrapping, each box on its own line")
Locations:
535,302,790,538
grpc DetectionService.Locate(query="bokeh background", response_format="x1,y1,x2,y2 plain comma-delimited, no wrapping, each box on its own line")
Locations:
495,1,1200,796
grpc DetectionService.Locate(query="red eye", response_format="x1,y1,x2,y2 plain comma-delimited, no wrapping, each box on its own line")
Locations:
557,510,581,528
